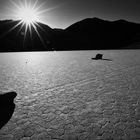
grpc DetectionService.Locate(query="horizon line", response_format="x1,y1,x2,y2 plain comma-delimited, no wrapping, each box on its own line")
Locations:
0,16,140,29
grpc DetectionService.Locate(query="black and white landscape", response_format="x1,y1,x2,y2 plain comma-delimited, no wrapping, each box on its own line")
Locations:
0,0,140,139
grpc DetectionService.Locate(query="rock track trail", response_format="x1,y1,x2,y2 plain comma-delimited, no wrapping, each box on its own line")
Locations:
0,65,140,140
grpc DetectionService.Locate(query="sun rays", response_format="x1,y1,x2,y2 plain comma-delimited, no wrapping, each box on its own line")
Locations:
17,6,39,25
10,0,46,42
5,0,59,49
11,0,44,23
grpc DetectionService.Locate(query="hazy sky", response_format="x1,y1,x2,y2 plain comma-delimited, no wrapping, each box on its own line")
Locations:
0,0,140,28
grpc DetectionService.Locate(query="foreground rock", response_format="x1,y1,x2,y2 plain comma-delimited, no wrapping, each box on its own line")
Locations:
0,92,17,129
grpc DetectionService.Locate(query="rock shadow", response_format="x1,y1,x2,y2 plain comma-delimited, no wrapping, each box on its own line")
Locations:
91,58,112,61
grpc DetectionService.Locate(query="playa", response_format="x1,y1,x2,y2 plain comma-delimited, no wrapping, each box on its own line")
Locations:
0,50,140,140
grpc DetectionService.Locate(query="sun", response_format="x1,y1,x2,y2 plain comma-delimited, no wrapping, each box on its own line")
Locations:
17,6,39,25
5,0,62,49
8,0,49,39
11,0,42,27
9,0,62,30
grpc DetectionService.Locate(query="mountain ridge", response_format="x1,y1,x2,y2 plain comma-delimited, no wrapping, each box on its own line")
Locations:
0,17,140,52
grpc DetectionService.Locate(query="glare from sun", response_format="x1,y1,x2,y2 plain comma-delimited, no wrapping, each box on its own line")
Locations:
7,0,49,40
11,0,43,27
7,0,62,48
9,0,62,31
17,6,39,25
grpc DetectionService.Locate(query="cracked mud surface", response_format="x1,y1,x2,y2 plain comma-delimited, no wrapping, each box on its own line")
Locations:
0,51,140,140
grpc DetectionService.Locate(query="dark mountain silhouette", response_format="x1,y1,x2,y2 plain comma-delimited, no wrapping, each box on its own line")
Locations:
0,17,140,52
61,17,140,50
0,20,54,51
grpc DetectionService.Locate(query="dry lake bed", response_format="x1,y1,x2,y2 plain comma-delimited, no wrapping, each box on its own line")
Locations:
0,50,140,140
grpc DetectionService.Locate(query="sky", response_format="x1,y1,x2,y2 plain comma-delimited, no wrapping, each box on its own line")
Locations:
0,0,140,28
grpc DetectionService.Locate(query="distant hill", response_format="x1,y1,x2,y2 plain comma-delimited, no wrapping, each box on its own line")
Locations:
0,20,55,51
62,18,140,50
0,17,140,52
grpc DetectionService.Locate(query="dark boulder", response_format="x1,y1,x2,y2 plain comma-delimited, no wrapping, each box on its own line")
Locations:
0,92,17,129
92,53,103,60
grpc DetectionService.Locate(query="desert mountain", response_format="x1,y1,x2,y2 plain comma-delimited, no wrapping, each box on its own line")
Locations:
0,17,140,52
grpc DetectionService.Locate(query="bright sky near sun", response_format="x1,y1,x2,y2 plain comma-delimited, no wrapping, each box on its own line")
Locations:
11,0,45,25
0,0,140,28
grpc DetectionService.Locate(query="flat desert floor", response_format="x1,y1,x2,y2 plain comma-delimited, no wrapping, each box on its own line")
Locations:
0,50,140,140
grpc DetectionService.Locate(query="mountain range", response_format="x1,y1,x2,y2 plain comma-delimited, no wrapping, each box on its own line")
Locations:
0,17,140,52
